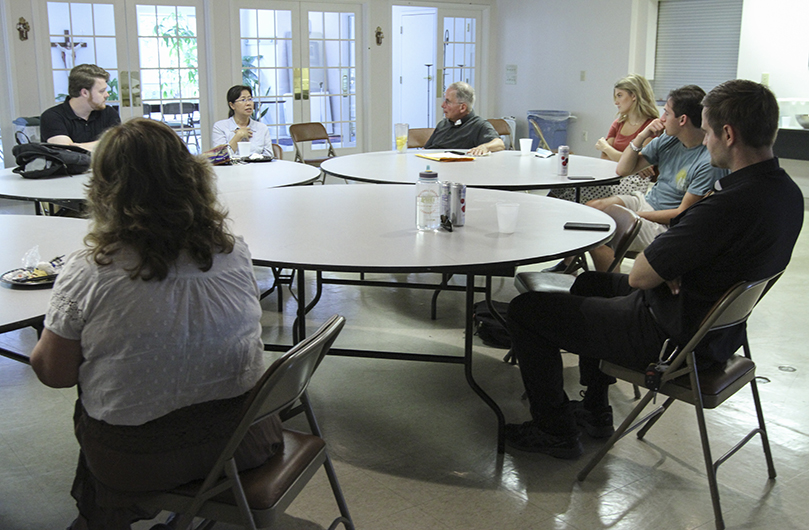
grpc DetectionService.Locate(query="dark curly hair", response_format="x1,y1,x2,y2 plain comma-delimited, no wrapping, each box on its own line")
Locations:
85,118,235,281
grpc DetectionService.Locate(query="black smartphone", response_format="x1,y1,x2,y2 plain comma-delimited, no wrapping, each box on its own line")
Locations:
564,222,611,231
447,150,467,155
567,176,595,180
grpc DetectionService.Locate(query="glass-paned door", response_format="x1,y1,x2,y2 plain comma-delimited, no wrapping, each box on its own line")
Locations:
45,2,119,106
238,2,360,157
41,0,206,153
435,10,480,121
136,4,202,152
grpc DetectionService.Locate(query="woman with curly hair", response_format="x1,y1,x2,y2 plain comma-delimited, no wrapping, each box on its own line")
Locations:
31,118,282,530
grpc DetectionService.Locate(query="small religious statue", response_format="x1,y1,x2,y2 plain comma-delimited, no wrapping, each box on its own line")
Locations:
17,18,30,41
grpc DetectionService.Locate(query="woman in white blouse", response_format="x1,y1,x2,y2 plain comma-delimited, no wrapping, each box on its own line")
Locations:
31,118,282,530
211,84,274,157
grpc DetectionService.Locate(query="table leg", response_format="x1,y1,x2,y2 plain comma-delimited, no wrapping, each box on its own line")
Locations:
293,268,307,344
464,274,506,453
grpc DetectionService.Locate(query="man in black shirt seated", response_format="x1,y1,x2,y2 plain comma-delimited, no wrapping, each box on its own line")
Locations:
504,79,804,459
424,81,504,156
40,64,121,151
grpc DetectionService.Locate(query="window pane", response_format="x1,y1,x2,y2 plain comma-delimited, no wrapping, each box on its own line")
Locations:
52,70,69,101
70,3,94,35
48,3,70,35
137,5,158,37
240,9,256,38
95,37,117,68
93,4,115,36
324,12,339,40
257,9,275,38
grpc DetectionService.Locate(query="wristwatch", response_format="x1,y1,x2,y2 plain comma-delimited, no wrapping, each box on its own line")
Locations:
629,140,643,153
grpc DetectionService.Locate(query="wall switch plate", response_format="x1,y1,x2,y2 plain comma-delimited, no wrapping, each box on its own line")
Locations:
761,73,770,86
580,70,586,82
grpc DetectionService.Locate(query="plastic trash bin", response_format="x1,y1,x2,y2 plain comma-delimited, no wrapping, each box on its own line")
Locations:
527,110,570,152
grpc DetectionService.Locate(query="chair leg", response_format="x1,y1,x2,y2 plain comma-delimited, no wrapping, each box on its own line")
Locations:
635,396,675,439
744,342,777,480
578,389,657,481
749,376,777,479
300,392,354,528
688,354,725,530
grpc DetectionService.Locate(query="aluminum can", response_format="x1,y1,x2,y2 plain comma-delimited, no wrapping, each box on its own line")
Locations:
558,145,570,176
440,182,452,220
450,182,466,226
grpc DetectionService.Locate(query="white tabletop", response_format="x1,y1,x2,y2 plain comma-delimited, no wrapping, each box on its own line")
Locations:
320,150,620,191
0,215,89,333
221,184,615,273
0,160,320,203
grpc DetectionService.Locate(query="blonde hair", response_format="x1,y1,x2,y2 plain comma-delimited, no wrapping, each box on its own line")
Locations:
614,74,658,123
86,119,235,281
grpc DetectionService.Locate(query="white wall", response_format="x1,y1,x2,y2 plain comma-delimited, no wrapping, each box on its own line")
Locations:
494,0,636,157
737,0,809,101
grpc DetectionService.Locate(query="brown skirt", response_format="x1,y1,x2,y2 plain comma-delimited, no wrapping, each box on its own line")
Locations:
71,394,283,529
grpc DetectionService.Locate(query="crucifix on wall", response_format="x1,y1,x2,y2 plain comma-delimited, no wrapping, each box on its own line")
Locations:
51,30,87,69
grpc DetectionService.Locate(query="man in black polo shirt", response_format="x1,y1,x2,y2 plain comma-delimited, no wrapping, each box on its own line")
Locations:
40,64,121,151
504,79,804,459
424,81,504,156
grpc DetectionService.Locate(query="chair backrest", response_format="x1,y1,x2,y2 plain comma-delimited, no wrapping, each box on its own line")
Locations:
487,118,511,137
162,102,196,116
664,272,782,377
407,128,434,148
272,143,283,160
289,122,335,163
201,315,345,488
603,204,642,273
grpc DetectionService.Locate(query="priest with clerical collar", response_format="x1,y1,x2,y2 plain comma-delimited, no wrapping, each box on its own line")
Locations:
423,81,505,156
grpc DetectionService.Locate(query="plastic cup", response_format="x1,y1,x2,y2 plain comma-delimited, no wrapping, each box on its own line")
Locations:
519,138,533,156
395,123,409,153
237,141,252,158
496,202,520,234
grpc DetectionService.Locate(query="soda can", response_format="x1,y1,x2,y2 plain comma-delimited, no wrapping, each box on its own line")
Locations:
440,181,452,220
558,145,570,176
451,182,466,226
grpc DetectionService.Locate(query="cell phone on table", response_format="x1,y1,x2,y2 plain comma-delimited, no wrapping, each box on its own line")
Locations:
564,222,611,231
567,176,595,181
447,150,467,155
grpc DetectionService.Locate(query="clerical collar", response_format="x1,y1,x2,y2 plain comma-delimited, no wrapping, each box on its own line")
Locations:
451,110,475,128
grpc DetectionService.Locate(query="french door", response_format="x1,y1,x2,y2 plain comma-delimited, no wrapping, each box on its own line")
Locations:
434,8,480,123
38,0,208,152
234,1,361,157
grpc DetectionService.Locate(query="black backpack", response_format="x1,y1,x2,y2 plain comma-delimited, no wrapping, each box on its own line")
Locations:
12,143,91,179
473,300,512,349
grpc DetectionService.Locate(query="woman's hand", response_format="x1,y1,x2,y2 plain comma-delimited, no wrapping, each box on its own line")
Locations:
595,137,610,152
233,127,253,142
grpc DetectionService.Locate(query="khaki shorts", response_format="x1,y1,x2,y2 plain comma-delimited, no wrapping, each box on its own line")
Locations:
615,191,668,252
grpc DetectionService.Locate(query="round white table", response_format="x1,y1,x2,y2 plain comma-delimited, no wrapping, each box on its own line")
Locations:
0,215,89,363
0,160,320,208
221,184,615,452
321,150,620,192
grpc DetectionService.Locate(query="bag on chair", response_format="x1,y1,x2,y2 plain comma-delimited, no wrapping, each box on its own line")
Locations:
12,143,91,179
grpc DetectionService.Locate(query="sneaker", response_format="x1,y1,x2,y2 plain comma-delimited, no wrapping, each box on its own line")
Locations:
504,421,583,459
570,400,614,438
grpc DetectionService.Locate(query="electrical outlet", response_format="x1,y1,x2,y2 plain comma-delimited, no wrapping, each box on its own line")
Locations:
761,73,770,86
582,131,588,142
580,70,586,82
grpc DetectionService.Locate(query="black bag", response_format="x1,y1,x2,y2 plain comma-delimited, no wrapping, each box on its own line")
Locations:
473,300,512,348
12,143,91,179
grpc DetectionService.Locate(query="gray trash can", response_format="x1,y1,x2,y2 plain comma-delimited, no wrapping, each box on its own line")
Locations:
527,110,570,152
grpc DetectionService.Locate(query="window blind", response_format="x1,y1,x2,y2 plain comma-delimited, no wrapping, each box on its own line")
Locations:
653,0,743,101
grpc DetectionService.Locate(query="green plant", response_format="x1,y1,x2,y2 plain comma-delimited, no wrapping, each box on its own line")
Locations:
154,11,199,99
241,54,271,121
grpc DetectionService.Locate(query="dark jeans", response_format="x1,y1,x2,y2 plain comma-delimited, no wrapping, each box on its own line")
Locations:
507,272,668,436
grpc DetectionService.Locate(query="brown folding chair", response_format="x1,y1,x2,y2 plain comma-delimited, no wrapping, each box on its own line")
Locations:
487,119,512,149
577,273,783,530
139,315,354,530
407,128,434,148
289,122,336,167
271,142,283,160
514,204,642,294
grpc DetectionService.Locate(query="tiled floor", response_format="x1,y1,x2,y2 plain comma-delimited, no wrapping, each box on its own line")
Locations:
1,181,808,529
